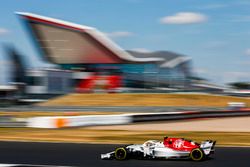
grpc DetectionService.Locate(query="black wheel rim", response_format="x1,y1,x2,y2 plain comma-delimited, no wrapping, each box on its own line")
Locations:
116,149,125,159
193,150,201,159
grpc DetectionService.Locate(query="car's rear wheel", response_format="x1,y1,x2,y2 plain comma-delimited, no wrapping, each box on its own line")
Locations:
115,147,127,160
190,148,204,161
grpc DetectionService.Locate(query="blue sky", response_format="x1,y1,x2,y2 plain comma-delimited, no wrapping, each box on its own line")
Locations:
1,0,250,85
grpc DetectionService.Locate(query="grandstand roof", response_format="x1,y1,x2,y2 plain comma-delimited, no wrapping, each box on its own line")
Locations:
16,12,163,64
127,50,191,68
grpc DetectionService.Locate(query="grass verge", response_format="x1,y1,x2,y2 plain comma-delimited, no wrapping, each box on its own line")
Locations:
38,93,250,107
0,128,249,146
0,111,127,118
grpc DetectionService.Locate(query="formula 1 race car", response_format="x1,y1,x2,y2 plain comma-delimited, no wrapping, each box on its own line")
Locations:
101,137,216,161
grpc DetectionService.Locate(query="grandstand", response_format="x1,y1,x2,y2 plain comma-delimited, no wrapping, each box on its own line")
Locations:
17,12,194,90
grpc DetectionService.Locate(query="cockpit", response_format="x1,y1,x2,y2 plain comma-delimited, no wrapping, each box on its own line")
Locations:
143,140,161,147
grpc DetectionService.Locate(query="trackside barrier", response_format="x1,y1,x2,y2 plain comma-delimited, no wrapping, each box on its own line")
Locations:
26,110,250,128
228,102,246,110
130,110,250,122
27,114,132,128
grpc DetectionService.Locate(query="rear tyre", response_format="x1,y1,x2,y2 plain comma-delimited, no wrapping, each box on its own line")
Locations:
115,147,127,160
190,148,204,161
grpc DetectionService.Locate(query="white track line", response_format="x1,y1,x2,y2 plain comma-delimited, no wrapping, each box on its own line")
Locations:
0,164,72,167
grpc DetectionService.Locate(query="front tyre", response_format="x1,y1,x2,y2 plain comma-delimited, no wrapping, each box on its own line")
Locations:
115,147,127,160
190,148,204,161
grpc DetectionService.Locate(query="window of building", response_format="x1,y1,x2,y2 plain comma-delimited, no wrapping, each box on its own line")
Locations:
26,76,43,86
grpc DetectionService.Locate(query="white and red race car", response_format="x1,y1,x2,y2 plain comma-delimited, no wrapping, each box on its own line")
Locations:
101,137,216,161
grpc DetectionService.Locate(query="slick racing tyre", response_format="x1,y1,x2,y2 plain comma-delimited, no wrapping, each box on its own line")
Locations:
115,147,127,160
190,148,204,161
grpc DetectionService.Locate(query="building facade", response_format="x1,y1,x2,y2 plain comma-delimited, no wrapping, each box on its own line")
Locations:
17,12,193,91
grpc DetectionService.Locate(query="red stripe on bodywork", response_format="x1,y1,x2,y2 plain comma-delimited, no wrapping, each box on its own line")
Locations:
21,15,85,32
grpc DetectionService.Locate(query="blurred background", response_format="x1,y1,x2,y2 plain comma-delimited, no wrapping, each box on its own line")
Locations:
0,1,250,166
1,0,250,103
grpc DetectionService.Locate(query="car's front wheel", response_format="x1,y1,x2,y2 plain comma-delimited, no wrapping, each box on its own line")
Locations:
190,148,204,161
115,147,127,160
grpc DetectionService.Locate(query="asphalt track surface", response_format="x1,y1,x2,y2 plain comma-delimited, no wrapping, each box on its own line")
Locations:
0,142,249,167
